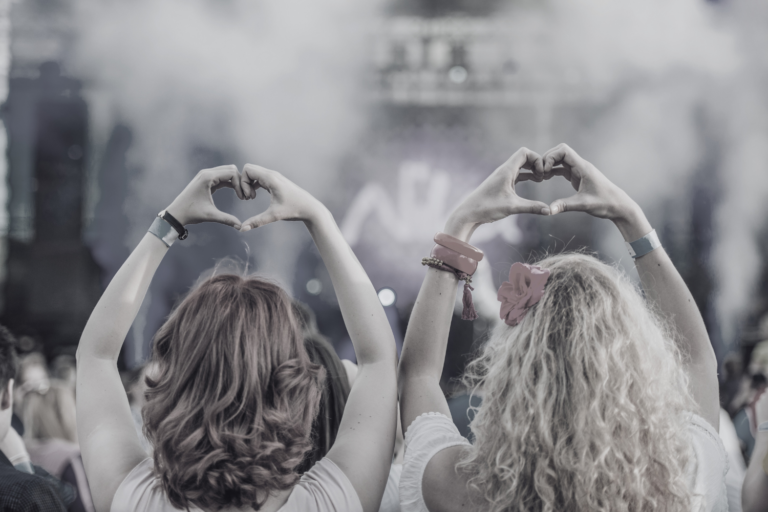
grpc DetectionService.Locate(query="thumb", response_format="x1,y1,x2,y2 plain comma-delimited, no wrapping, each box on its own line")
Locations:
513,198,550,215
549,193,590,215
207,209,242,230
240,209,278,232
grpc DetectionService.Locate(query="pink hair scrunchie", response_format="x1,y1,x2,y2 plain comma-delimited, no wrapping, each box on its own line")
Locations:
498,262,550,326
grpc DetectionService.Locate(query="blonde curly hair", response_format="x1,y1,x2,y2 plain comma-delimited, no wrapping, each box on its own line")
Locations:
458,253,697,512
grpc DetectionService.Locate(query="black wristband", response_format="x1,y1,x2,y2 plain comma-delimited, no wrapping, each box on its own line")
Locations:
159,210,188,240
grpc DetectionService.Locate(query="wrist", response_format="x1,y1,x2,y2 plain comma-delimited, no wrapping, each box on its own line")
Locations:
443,214,477,243
304,203,333,230
164,203,189,226
612,202,652,242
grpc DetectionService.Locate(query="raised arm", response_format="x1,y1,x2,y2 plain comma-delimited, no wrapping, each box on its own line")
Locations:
76,166,243,512
239,165,398,512
398,148,548,435
543,143,719,429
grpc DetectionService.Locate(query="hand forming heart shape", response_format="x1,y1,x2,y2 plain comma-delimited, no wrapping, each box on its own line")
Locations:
165,165,245,230
163,143,640,241
443,143,643,241
163,163,329,234
540,143,637,222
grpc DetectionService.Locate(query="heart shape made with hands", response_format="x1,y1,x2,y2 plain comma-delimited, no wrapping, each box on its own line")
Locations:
172,163,326,233
508,143,626,221
180,143,618,237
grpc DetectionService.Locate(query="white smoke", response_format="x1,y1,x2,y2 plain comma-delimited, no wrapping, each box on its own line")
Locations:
713,0,768,342
67,0,378,286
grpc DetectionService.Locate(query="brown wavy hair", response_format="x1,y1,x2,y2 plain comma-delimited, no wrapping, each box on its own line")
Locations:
142,274,325,511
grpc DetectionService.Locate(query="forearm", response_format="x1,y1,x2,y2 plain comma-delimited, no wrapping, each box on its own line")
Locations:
615,206,719,423
397,218,473,431
77,233,168,362
306,210,395,367
617,208,714,365
743,433,768,512
398,268,457,384
399,215,477,381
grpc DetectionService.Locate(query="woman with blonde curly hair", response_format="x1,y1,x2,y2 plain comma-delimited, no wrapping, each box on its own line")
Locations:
398,145,726,511
77,164,398,512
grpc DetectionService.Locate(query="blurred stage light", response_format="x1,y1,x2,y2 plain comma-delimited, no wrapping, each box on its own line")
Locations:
448,66,468,84
378,287,396,307
306,278,323,295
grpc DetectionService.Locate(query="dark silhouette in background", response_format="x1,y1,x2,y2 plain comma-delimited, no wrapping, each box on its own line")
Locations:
2,62,101,356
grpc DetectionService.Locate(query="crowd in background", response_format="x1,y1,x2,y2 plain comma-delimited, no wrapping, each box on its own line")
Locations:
2,308,768,511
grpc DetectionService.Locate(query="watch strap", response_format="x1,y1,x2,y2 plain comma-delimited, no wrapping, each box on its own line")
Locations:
158,210,188,240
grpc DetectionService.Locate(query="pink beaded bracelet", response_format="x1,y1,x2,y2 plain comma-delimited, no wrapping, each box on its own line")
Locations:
421,243,479,321
430,245,478,275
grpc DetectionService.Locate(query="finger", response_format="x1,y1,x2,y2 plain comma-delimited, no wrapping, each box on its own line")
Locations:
242,164,277,192
206,209,242,230
515,172,541,184
240,174,254,199
240,173,261,200
506,147,544,178
240,209,278,232
513,197,551,215
545,165,572,181
519,149,544,177
542,143,582,173
211,180,234,192
549,193,590,215
209,165,244,200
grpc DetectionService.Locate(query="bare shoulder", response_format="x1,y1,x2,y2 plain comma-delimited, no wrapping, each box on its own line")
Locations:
422,445,479,512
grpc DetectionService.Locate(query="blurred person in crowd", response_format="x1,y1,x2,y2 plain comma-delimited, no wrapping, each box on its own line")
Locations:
742,390,768,511
294,300,402,512
292,301,351,474
21,380,94,512
732,331,768,463
15,352,51,404
13,351,51,437
51,355,77,391
398,146,726,511
76,165,398,512
722,351,746,415
124,362,156,454
0,324,70,511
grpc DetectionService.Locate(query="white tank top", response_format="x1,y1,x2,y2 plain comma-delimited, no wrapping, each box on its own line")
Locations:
111,457,363,512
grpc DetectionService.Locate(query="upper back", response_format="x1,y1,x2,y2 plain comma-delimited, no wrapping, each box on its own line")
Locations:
414,414,729,512
110,457,362,512
142,274,324,510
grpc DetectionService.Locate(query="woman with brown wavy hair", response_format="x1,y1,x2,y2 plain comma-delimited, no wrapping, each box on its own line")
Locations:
397,145,727,511
76,164,398,512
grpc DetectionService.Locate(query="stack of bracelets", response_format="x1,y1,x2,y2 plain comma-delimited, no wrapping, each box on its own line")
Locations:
422,232,484,321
